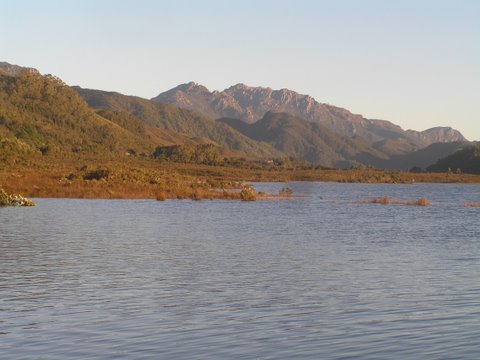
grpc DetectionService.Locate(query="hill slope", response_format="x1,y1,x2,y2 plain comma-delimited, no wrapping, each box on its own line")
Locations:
0,71,154,161
363,141,472,171
427,144,480,174
219,112,388,167
153,82,466,152
74,87,283,159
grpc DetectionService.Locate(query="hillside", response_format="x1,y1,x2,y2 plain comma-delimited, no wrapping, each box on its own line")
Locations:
427,144,480,174
153,82,466,152
219,112,388,167
74,87,283,159
363,141,471,171
0,71,155,162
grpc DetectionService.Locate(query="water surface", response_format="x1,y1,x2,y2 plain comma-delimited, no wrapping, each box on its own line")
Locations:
1,183,480,358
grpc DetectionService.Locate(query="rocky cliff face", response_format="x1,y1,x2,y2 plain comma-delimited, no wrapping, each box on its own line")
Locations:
153,82,466,151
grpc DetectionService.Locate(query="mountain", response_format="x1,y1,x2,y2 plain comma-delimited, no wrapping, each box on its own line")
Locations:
427,144,480,174
153,82,466,152
74,87,283,159
218,111,388,167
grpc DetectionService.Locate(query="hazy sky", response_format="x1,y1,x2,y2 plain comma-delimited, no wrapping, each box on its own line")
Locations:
2,0,479,140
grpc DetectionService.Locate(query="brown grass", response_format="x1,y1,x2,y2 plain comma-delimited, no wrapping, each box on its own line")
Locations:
2,154,480,201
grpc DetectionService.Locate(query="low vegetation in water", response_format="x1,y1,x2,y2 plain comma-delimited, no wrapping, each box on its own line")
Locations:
0,188,35,206
465,202,480,207
362,196,430,206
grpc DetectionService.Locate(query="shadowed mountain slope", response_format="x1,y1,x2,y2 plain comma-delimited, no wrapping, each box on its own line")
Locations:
427,144,480,174
219,112,388,167
363,141,472,171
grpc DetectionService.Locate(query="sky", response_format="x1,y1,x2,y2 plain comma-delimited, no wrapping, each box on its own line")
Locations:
2,0,479,140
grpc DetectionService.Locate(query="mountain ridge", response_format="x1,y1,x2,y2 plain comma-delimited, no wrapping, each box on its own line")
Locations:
153,82,466,152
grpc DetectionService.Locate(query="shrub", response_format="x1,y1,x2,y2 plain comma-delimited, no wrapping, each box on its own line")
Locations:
83,168,110,180
240,185,257,201
0,188,35,206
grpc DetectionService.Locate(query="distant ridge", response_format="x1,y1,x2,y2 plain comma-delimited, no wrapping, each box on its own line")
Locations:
0,61,40,76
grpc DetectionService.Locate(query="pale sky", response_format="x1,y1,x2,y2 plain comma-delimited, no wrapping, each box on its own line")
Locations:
2,0,479,140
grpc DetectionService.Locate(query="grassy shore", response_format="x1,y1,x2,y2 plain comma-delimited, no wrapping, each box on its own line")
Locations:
1,155,480,200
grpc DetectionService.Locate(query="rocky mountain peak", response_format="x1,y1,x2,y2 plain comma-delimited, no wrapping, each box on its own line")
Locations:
176,81,210,94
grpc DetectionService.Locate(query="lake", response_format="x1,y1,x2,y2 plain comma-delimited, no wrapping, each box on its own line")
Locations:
1,182,480,359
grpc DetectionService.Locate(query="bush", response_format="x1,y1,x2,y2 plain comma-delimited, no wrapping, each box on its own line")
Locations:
240,185,256,201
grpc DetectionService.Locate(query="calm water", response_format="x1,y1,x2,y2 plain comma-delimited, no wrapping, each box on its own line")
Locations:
1,182,480,359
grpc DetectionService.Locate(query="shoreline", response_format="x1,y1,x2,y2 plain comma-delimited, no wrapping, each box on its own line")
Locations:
2,156,480,201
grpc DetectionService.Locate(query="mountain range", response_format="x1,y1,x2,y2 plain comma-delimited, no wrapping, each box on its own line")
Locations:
0,61,476,172
153,82,466,154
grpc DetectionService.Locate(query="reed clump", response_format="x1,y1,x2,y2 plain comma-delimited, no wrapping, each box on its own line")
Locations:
363,196,430,206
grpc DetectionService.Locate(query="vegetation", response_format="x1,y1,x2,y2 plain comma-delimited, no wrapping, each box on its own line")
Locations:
0,188,35,206
153,143,221,165
240,185,257,201
0,72,153,158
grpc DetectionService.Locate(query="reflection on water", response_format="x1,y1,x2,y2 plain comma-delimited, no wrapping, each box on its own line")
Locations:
1,183,480,359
